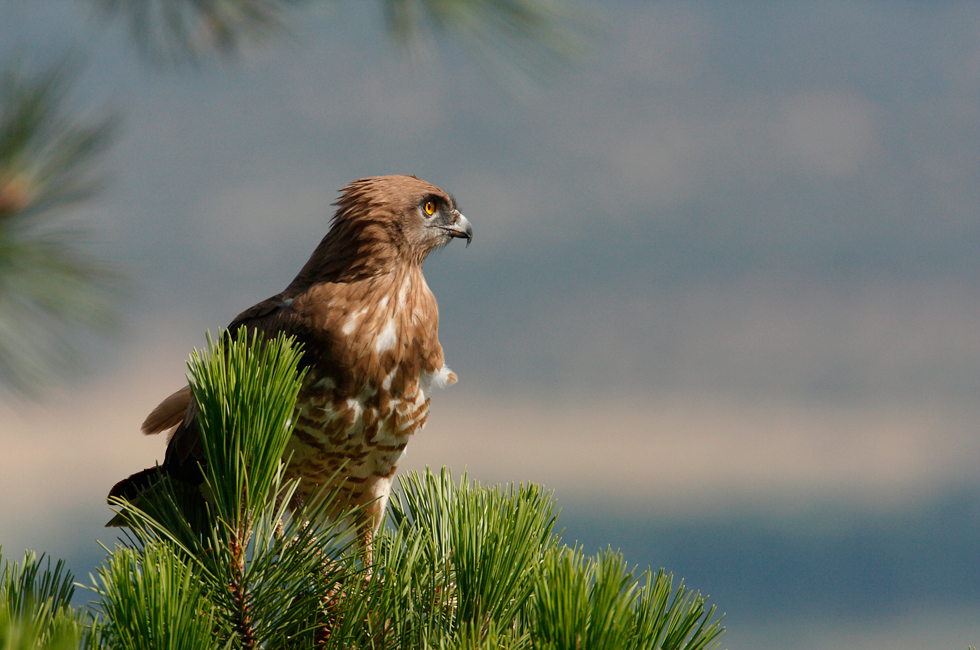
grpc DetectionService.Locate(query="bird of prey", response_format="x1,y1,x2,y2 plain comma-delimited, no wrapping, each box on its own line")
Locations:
109,175,472,561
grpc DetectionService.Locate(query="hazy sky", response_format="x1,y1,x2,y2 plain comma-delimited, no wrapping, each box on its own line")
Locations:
2,2,980,648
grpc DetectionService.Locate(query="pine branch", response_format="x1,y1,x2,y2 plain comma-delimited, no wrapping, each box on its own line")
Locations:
0,549,90,650
91,542,229,650
0,57,124,397
186,327,307,532
383,0,600,87
87,0,599,88
228,533,256,650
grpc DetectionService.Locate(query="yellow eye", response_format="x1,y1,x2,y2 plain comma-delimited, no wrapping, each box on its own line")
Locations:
424,201,436,215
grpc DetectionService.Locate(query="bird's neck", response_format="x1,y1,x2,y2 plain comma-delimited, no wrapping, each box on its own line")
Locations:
286,227,423,292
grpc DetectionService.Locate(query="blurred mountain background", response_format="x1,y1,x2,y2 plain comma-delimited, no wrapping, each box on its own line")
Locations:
1,1,979,648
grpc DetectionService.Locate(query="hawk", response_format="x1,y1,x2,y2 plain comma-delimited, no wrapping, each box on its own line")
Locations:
109,175,472,560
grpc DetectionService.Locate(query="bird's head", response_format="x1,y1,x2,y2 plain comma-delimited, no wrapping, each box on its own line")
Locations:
290,176,472,287
335,175,472,262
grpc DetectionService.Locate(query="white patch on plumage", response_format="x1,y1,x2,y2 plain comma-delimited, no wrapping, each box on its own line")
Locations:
381,369,396,391
397,277,410,309
346,397,364,421
378,296,389,311
375,320,397,354
342,307,367,335
421,365,457,397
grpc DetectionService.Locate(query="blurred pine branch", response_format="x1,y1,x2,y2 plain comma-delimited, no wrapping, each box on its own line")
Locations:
0,59,124,396
382,0,599,85
90,0,304,64
90,0,600,84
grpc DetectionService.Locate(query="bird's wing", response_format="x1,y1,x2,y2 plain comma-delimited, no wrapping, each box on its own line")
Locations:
225,293,303,339
125,293,314,489
141,293,300,434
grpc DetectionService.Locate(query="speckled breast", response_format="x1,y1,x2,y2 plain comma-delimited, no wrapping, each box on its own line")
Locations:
282,367,431,507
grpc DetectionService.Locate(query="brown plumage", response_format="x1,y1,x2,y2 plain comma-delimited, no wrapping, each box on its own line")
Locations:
109,175,472,560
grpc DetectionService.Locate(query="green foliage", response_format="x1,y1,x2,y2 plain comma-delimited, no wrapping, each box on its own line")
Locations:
365,469,556,648
391,469,557,623
0,550,90,650
450,479,556,630
1,550,75,616
91,543,228,650
533,546,723,650
187,327,307,530
0,61,116,221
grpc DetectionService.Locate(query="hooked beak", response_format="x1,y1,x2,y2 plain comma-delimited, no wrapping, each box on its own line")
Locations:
442,212,473,247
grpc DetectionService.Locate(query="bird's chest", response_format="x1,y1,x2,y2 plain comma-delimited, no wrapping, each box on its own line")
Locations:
284,367,432,488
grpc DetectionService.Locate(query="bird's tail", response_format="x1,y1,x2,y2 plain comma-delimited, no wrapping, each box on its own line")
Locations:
142,385,192,435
